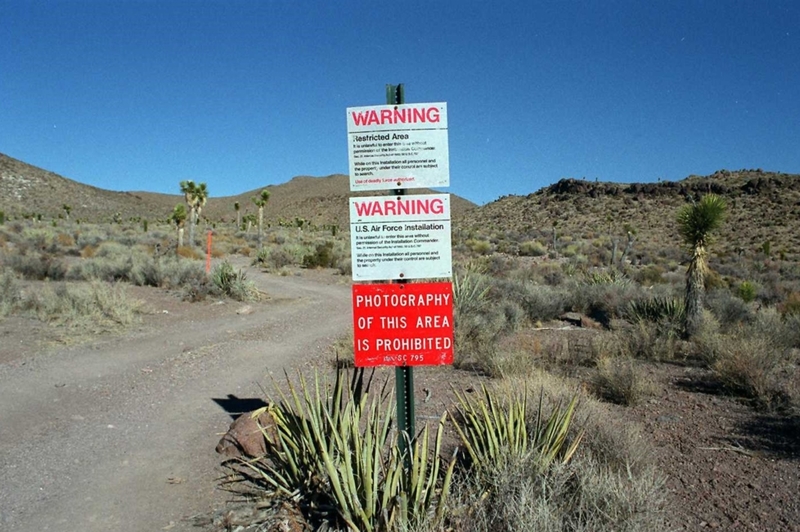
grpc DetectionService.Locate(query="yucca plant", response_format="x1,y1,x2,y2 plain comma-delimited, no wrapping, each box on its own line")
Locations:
450,383,584,477
230,369,456,531
625,297,685,324
583,269,631,286
452,271,491,319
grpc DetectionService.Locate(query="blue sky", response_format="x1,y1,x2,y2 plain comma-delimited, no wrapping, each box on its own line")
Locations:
1,0,798,206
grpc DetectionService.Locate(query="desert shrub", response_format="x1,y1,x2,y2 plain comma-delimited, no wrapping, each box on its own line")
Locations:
452,375,667,532
24,280,141,331
711,334,795,410
737,280,758,303
67,253,135,282
705,288,754,330
519,240,548,257
7,253,68,281
0,269,22,317
337,258,352,277
592,357,655,406
0,211,4,224
571,281,639,327
211,260,258,301
465,238,492,255
177,246,202,259
493,279,570,323
452,271,523,373
634,264,665,285
622,321,684,361
328,332,355,369
255,246,294,270
302,240,338,268
55,232,76,248
779,292,800,316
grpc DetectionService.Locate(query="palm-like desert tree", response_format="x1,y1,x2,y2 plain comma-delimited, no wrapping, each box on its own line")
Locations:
170,204,188,251
234,201,241,229
252,189,270,248
179,180,208,247
677,194,726,338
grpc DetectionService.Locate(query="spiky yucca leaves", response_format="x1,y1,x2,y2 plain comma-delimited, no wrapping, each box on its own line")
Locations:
452,270,491,319
210,260,258,301
677,194,726,338
232,369,455,531
450,384,584,478
625,297,685,325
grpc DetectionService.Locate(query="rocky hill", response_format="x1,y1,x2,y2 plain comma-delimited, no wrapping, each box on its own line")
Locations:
457,169,800,267
0,153,476,227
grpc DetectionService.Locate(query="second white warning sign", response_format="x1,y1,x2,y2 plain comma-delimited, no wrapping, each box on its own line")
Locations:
350,193,452,281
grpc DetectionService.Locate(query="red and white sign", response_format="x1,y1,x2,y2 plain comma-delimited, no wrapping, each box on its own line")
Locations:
347,103,449,191
352,282,454,367
350,194,452,281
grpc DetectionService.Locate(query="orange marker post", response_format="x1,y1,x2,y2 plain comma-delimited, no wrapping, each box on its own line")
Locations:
206,231,212,273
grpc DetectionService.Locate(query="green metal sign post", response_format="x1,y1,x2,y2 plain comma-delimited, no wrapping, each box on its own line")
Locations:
386,83,416,463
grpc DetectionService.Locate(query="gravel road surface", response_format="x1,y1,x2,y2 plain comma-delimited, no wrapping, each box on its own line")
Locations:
0,267,351,531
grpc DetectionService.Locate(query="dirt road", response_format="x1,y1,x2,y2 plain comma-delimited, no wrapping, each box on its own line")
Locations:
0,264,351,531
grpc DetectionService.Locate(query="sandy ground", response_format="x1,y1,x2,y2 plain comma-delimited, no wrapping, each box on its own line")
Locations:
0,259,351,532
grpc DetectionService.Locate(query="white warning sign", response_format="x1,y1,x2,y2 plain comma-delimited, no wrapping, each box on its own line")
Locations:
349,194,452,281
347,103,449,192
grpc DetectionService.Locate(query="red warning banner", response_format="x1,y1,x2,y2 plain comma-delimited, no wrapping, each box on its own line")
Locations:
352,282,454,367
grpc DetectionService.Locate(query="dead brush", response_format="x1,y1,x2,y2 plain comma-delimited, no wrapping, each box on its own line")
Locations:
592,356,655,406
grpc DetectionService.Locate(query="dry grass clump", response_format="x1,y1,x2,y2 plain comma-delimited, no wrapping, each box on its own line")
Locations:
449,373,667,532
694,308,800,410
592,356,656,406
0,275,144,333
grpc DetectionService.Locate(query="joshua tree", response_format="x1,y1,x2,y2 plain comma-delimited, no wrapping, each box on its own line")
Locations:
243,213,257,233
179,180,208,247
234,201,241,229
170,204,188,251
62,204,71,221
677,194,726,339
252,189,270,248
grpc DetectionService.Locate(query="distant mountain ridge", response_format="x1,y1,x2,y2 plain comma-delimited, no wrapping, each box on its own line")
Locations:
0,153,476,226
3,153,798,264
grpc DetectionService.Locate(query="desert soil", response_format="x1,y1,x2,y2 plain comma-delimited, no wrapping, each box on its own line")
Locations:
0,257,351,532
1,258,799,531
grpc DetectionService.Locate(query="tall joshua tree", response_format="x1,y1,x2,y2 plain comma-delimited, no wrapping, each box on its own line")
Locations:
179,180,208,247
170,204,188,251
252,189,270,248
234,201,241,229
677,194,726,339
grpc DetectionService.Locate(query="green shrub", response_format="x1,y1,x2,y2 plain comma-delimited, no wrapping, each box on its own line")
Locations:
737,280,758,303
624,296,685,325
302,241,338,268
8,253,68,281
0,211,5,224
519,240,548,257
211,260,258,301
